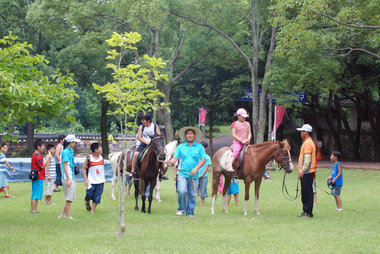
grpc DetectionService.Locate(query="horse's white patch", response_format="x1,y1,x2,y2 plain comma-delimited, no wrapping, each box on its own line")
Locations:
220,150,233,170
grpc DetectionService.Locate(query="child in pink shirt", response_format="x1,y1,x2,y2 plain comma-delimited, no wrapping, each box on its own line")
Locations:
226,108,252,173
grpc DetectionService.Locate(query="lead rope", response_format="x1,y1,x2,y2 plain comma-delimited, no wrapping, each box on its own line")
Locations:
282,172,300,201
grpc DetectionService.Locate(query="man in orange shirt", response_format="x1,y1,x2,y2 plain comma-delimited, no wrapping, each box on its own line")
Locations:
297,124,316,218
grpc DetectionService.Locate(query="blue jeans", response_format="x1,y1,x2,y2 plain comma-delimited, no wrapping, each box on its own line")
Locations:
198,176,208,199
177,174,198,216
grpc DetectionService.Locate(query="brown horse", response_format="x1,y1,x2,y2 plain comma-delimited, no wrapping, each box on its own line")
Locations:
211,140,293,216
110,134,166,213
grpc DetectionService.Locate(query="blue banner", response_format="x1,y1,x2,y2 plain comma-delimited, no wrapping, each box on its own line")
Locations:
237,88,307,103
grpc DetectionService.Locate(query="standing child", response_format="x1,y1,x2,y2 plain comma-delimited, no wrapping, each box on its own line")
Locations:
227,178,239,206
82,142,105,214
0,143,16,198
328,151,343,211
198,141,212,206
59,134,81,220
31,139,51,214
226,108,252,176
44,144,56,205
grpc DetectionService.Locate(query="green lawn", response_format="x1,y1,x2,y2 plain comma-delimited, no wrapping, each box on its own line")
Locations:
1,167,379,254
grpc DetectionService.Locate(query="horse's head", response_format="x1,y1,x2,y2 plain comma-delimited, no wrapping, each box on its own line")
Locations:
274,139,293,173
150,134,166,161
164,140,178,160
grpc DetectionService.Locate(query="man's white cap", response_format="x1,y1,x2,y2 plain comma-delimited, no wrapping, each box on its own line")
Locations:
296,124,312,132
65,134,81,143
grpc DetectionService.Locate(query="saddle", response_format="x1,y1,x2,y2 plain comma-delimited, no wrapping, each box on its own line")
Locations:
232,145,249,177
135,145,150,174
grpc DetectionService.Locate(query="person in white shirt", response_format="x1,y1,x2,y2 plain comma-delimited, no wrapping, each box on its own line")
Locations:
82,142,105,214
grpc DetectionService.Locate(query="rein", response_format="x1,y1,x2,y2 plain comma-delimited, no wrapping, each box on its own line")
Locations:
282,172,301,201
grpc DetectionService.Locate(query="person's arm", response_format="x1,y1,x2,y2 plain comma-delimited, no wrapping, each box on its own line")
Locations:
199,165,209,178
45,156,51,180
63,161,72,186
166,157,179,181
55,145,62,164
332,164,342,184
82,157,89,187
4,161,16,173
243,123,252,144
190,158,206,176
156,124,161,136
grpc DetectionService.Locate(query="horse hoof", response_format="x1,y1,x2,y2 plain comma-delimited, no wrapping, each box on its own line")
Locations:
148,210,151,214
211,211,214,215
111,196,116,201
223,209,228,214
141,210,146,213
157,199,162,203
244,212,247,216
135,207,138,211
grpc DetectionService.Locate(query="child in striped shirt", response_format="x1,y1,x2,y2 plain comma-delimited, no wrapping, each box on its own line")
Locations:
44,144,56,205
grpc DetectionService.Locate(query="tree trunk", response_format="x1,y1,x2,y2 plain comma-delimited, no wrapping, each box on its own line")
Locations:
158,107,174,142
26,122,34,156
100,97,109,159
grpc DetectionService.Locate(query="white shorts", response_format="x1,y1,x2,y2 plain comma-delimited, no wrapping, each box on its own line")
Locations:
62,179,76,201
44,178,55,196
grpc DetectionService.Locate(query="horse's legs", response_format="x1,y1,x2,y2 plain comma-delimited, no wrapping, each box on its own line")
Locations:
243,178,252,216
141,179,146,213
154,176,161,202
148,179,156,214
254,178,262,215
222,175,232,213
134,178,139,211
111,176,117,201
211,169,222,215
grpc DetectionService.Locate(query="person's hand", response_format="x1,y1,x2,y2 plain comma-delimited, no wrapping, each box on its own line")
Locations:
332,179,336,184
199,175,203,179
173,174,177,181
12,168,16,173
146,140,151,145
85,179,89,187
67,179,72,187
191,168,198,176
298,171,304,179
48,176,52,181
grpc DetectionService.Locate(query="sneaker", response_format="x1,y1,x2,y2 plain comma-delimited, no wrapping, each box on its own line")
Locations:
299,212,312,218
176,211,184,216
31,211,40,215
45,202,55,205
336,208,343,211
53,188,60,192
225,166,235,172
5,195,14,198
68,216,75,220
160,175,169,180
85,202,91,211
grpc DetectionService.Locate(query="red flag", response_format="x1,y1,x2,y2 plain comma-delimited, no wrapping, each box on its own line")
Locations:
199,108,207,126
275,106,286,130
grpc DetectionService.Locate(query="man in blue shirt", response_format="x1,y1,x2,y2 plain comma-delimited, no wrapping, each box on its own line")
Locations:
167,127,206,217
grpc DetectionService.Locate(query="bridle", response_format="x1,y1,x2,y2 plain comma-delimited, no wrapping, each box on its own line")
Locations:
274,147,292,174
150,135,165,159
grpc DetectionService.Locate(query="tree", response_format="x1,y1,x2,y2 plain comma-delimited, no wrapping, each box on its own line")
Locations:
170,0,279,143
0,32,77,142
93,32,168,239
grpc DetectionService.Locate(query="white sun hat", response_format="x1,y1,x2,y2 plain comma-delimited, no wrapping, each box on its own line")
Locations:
65,134,81,143
234,108,249,118
296,124,313,132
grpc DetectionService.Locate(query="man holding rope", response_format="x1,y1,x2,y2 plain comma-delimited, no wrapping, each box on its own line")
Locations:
166,126,206,217
297,124,316,218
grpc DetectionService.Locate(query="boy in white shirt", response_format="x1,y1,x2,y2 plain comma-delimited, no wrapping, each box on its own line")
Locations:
82,142,105,214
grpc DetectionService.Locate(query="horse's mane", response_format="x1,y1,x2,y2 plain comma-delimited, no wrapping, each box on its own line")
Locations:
248,139,290,151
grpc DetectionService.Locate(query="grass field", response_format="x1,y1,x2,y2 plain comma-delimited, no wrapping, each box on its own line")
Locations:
1,167,379,254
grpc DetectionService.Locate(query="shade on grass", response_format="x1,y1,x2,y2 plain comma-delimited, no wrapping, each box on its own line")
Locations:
0,167,379,253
